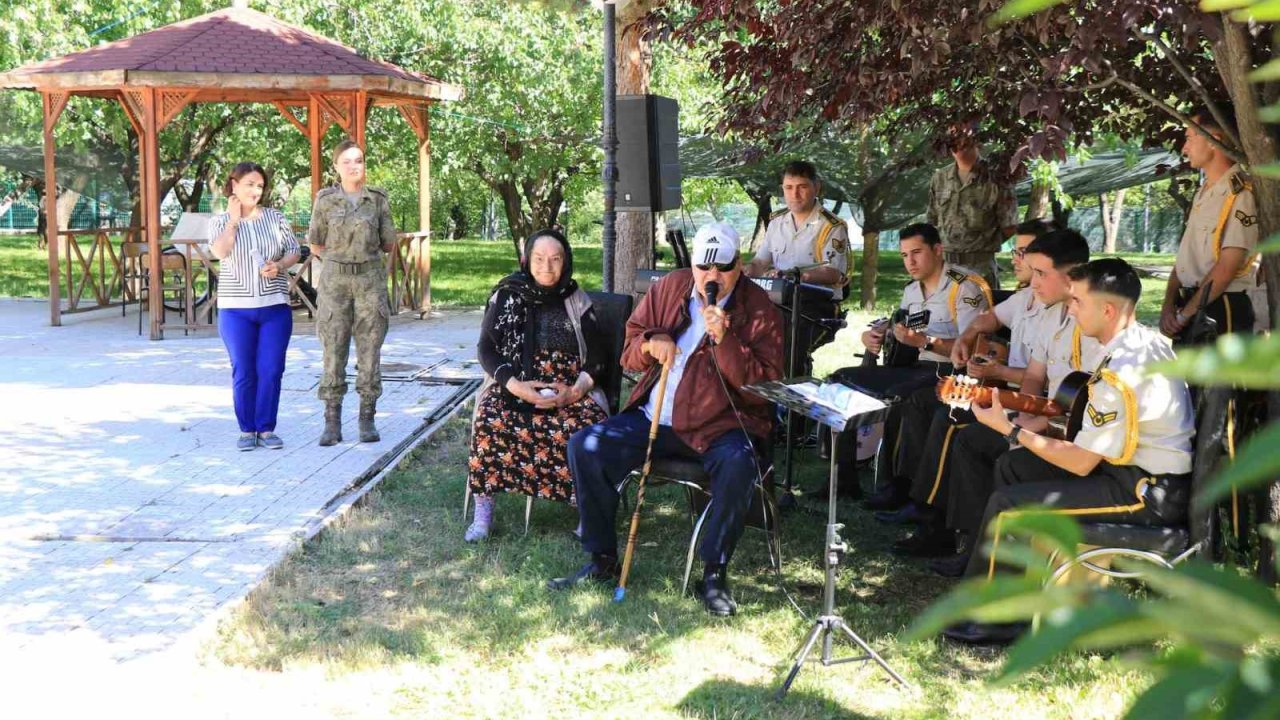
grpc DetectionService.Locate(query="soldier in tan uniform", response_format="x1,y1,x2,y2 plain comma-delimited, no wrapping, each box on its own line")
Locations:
1161,108,1261,344
927,127,1018,290
747,160,849,377
307,139,398,446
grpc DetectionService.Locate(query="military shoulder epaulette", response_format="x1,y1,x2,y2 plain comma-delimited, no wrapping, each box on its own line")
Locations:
946,268,968,284
768,208,788,221
367,186,389,198
1230,171,1253,195
315,186,340,199
819,208,845,226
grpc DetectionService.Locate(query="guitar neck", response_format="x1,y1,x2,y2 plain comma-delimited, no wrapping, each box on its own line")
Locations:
986,387,1064,417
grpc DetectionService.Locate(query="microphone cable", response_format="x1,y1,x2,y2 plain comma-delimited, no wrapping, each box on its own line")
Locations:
701,282,812,622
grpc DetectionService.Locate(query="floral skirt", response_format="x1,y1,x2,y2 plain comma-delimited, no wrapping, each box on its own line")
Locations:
467,349,608,502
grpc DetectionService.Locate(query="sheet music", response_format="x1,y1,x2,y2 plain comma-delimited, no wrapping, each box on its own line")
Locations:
743,380,889,432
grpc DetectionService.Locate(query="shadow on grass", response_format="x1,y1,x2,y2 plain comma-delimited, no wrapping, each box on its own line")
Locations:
678,679,875,720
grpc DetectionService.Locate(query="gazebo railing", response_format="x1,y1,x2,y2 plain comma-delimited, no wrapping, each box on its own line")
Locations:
287,229,431,317
56,227,140,314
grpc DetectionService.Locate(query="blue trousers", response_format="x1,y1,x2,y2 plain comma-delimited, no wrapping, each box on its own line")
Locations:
568,410,761,567
219,304,293,433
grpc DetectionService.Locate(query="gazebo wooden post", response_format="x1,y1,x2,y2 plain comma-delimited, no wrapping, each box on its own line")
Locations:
398,102,433,315
353,90,368,148
417,108,431,314
140,88,163,340
308,95,323,199
40,91,68,327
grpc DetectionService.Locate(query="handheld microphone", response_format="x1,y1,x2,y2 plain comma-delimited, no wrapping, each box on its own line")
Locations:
705,280,720,307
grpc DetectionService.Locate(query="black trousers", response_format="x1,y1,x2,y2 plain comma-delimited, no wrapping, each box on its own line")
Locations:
568,410,762,567
783,300,840,377
908,402,976,511
828,362,950,490
945,424,1011,534
1175,290,1255,346
964,448,1191,578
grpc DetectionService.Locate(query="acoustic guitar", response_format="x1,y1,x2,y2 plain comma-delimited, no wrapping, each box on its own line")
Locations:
935,370,1092,440
862,308,932,367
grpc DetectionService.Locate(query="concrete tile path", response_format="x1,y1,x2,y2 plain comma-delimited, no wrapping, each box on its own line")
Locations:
0,299,482,668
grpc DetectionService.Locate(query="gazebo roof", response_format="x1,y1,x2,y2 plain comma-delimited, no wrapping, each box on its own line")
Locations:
0,7,462,104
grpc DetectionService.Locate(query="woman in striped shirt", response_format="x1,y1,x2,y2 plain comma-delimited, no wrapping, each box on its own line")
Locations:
208,162,301,451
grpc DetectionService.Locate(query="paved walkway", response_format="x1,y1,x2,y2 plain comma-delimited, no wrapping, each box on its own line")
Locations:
0,299,482,665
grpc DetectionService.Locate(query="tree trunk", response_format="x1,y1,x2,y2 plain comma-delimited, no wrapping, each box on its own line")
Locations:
860,230,879,310
1026,180,1051,220
612,9,654,296
746,184,772,252
1100,189,1126,253
1214,16,1280,583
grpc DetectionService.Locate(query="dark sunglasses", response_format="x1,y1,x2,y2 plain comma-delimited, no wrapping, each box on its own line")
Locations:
695,256,738,272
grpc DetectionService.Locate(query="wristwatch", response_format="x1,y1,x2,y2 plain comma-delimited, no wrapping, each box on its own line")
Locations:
1004,423,1022,447
923,337,935,353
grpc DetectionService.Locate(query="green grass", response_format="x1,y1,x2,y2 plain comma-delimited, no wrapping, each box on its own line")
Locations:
0,234,47,298
210,413,1151,719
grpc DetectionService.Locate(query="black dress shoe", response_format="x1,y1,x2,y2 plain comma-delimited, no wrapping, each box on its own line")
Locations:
874,502,930,525
547,556,619,591
891,527,956,557
928,551,972,578
694,571,738,616
862,484,909,511
942,620,1028,646
811,480,863,503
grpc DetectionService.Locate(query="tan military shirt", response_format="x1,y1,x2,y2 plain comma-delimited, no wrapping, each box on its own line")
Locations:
758,206,851,300
1075,323,1193,476
1174,164,1260,293
1028,302,1102,397
900,265,993,362
306,185,397,264
927,160,1018,254
992,286,1044,369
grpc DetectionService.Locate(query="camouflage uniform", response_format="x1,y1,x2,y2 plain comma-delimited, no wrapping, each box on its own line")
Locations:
307,185,396,443
927,159,1018,289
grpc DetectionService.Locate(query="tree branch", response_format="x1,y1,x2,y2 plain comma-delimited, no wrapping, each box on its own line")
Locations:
1133,27,1242,151
1111,73,1244,164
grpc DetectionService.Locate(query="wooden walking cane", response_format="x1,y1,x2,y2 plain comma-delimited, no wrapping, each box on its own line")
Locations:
613,355,674,603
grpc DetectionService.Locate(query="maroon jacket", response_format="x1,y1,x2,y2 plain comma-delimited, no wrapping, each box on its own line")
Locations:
622,269,785,453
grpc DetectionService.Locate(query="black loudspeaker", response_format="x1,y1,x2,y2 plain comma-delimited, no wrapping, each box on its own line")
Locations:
617,94,682,212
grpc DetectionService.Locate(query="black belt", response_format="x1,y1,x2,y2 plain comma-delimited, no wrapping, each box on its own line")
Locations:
1177,286,1248,304
326,258,382,275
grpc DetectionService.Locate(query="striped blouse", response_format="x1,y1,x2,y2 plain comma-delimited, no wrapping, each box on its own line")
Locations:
208,208,301,309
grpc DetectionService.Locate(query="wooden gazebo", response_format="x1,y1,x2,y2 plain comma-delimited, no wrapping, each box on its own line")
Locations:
0,6,463,339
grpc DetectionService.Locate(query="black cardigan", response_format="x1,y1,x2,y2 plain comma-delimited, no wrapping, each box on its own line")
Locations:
477,288,607,391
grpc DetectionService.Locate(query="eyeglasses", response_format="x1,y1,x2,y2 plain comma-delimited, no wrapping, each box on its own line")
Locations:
1012,248,1027,258
695,260,737,272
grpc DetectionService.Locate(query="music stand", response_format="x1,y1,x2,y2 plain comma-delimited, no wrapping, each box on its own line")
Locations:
777,268,838,509
744,378,910,699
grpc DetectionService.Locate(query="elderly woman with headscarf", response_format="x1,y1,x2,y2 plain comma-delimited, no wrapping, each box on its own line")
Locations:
465,229,610,541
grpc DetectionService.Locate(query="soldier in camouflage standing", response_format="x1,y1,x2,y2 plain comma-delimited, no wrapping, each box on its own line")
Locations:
307,139,397,446
927,126,1018,290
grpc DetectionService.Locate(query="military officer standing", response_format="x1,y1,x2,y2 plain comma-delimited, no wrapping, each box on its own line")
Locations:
927,126,1018,290
747,160,850,375
308,139,397,446
1160,107,1262,343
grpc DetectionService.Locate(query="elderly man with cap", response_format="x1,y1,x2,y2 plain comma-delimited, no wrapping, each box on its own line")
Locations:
550,222,785,616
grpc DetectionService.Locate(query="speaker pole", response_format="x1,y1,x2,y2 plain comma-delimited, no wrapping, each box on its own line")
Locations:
601,0,618,293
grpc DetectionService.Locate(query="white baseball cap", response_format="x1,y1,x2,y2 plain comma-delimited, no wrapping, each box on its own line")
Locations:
691,222,741,267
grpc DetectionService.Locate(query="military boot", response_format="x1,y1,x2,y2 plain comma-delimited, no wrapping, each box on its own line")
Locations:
319,401,342,446
359,397,380,443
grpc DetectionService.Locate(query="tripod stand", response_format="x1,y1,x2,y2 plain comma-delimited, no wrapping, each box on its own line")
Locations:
776,416,909,698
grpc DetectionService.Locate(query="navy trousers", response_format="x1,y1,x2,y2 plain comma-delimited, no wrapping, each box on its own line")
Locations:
219,304,293,433
568,410,762,567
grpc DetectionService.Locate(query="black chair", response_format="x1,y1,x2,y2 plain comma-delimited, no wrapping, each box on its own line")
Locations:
618,441,781,595
990,288,1017,306
1038,385,1231,586
462,291,634,533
